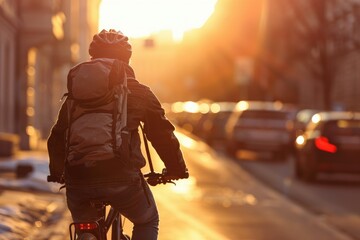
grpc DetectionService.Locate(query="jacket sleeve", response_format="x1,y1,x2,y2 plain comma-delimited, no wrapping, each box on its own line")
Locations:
142,88,188,176
47,100,68,179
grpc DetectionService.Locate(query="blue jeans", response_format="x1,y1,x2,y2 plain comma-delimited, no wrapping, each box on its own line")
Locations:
66,176,159,240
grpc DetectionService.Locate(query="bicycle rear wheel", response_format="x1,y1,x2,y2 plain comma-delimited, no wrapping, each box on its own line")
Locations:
77,232,98,240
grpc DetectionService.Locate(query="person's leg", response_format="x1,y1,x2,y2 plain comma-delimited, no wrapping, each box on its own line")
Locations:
67,178,159,240
127,183,159,240
109,179,159,240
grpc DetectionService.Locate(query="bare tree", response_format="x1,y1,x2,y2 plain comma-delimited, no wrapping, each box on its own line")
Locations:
263,0,360,109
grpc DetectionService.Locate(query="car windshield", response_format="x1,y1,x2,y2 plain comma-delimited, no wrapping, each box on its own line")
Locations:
323,120,360,136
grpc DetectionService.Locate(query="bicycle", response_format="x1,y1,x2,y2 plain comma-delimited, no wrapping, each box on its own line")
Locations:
68,169,188,240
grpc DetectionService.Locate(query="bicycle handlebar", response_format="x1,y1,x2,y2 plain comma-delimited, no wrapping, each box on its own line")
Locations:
47,169,189,187
144,168,189,186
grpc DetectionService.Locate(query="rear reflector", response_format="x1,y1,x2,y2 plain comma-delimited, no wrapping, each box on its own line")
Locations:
74,223,98,230
315,136,337,153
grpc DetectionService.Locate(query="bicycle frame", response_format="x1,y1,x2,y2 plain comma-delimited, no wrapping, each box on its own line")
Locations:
69,203,129,240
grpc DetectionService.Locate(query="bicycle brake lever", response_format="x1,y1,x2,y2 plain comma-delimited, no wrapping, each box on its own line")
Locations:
168,180,176,185
161,178,176,185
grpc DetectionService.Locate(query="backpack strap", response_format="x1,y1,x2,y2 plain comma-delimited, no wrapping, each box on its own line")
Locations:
112,60,131,155
65,98,75,161
119,64,131,156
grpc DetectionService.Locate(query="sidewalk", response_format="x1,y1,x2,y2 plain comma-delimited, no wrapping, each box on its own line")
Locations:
0,150,71,240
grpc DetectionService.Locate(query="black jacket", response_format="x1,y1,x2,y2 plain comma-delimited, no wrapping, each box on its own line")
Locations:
47,64,187,186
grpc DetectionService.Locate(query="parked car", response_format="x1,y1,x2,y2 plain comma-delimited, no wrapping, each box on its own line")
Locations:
169,100,212,134
293,109,320,136
290,108,320,154
294,111,360,181
225,101,297,159
197,102,236,146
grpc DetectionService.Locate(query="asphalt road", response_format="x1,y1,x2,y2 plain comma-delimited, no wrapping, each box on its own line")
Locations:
0,132,356,240
131,131,352,240
231,150,360,240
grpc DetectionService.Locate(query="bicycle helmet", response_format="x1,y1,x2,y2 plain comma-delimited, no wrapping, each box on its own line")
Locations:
89,29,132,62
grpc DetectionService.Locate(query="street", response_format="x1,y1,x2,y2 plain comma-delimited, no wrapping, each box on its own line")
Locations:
0,130,358,239
235,150,360,240
144,131,352,240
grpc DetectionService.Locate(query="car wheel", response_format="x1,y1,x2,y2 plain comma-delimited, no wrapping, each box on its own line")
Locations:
294,156,303,179
301,154,317,182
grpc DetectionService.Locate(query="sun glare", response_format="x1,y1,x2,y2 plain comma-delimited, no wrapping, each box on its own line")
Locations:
99,0,217,41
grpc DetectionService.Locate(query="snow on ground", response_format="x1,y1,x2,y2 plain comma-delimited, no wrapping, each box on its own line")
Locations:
0,155,68,239
0,156,62,193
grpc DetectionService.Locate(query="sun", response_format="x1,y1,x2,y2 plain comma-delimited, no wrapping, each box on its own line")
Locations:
98,0,217,41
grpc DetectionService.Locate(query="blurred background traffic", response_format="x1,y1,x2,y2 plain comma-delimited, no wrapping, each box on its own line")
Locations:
0,0,359,180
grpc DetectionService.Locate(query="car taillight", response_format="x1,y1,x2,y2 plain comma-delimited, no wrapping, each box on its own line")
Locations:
74,223,98,230
315,136,337,153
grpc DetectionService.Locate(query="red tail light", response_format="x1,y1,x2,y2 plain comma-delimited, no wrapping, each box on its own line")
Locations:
74,223,98,230
315,136,337,153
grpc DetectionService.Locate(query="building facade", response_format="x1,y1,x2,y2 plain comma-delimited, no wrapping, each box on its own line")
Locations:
0,0,17,135
0,0,100,151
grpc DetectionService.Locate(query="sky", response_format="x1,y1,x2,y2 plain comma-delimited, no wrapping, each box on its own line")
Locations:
98,0,217,40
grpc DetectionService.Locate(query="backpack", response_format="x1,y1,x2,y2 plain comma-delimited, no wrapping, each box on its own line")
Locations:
65,58,130,167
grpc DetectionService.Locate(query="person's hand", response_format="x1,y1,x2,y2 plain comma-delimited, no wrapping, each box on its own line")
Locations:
163,168,189,181
47,175,65,184
144,168,189,186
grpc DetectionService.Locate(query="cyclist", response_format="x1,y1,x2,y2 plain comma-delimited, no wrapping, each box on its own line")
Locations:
47,29,189,240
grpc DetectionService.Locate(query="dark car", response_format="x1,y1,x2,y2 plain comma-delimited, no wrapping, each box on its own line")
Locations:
198,102,236,146
169,101,213,135
295,111,360,181
225,101,297,159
